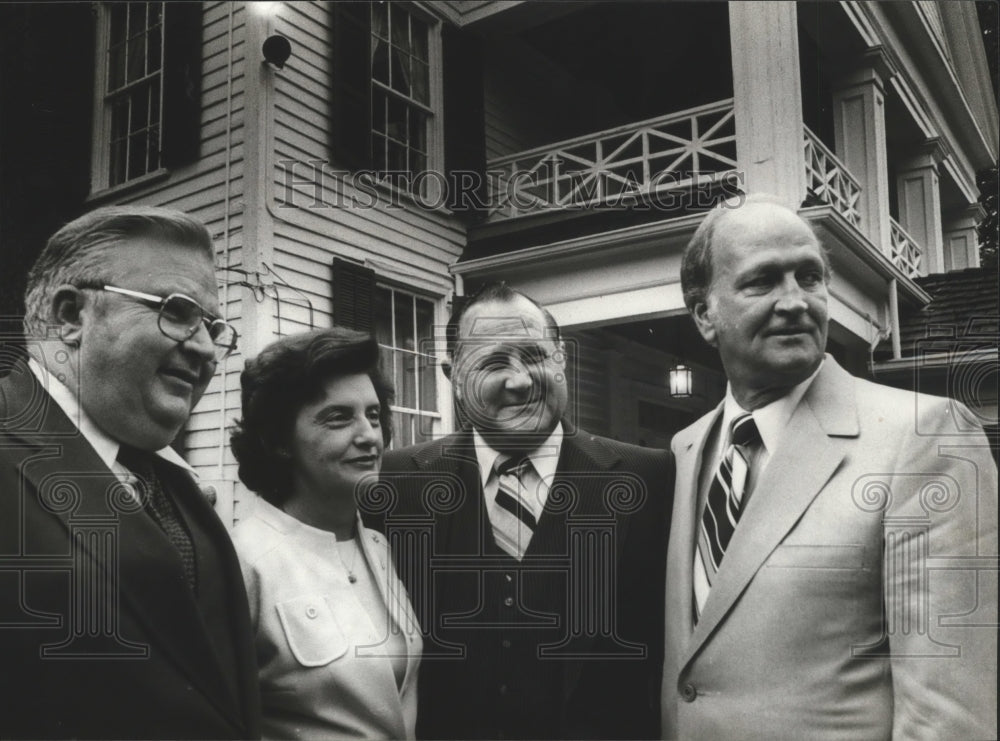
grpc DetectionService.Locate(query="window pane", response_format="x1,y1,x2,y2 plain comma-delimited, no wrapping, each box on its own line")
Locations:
394,292,415,351
412,59,429,104
386,96,406,142
373,286,393,346
372,36,389,85
394,350,417,410
108,43,125,91
127,3,146,40
387,141,407,172
372,88,387,134
371,2,388,40
148,8,162,73
411,17,428,62
418,352,437,412
392,411,413,448
110,3,127,44
415,297,434,355
131,87,149,132
128,132,148,180
408,109,427,153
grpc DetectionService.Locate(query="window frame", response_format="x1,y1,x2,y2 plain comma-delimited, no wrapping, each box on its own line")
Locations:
367,2,445,202
373,282,451,447
90,1,169,195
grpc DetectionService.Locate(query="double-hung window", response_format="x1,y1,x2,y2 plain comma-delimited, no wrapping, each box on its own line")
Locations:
98,2,164,188
373,286,440,447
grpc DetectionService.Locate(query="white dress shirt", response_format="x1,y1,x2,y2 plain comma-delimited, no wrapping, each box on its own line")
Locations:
28,358,197,480
472,422,564,523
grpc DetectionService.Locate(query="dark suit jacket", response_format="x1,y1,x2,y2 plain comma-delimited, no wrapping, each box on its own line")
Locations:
369,424,672,740
0,362,261,739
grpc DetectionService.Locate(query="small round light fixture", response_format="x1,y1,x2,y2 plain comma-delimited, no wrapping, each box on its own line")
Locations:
668,364,693,398
262,34,292,69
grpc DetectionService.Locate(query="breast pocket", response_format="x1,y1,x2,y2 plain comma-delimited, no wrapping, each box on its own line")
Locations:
275,594,349,667
765,544,867,570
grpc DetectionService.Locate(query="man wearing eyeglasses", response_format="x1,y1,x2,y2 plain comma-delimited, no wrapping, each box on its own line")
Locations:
0,206,259,739
371,283,672,740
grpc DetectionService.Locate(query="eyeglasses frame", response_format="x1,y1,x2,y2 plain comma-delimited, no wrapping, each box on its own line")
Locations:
95,284,238,360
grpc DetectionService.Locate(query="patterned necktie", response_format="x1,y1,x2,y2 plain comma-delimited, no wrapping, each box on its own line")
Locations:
695,412,759,617
117,445,198,592
490,457,537,560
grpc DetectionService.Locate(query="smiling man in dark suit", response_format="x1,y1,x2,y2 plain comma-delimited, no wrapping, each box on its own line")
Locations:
372,283,672,740
0,206,260,739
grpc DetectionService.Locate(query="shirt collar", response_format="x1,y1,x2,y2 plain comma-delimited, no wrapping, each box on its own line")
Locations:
472,422,564,487
722,360,824,453
28,357,197,476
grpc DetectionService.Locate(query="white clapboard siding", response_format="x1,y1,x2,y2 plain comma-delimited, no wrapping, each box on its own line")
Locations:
266,2,464,338
104,2,250,483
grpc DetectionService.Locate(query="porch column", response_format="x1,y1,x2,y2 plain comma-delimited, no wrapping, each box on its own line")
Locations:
943,203,983,271
832,47,897,251
729,1,806,206
896,138,946,276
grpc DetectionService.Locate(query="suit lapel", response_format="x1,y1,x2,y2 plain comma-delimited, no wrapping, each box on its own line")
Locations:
7,372,246,729
665,406,721,668
683,359,859,666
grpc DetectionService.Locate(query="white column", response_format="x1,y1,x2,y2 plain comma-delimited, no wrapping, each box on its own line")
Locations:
832,47,897,251
896,138,946,276
729,1,806,206
943,204,983,271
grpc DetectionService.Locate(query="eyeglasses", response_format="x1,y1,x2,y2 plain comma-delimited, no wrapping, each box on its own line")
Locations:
95,285,238,361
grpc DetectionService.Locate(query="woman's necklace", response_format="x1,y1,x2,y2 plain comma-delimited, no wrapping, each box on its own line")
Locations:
336,538,360,584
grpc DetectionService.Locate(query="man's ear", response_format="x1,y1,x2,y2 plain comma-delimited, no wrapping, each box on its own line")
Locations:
50,285,87,347
691,301,718,347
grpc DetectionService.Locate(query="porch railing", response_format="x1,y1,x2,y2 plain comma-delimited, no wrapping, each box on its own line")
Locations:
888,217,923,277
803,126,862,229
486,98,737,219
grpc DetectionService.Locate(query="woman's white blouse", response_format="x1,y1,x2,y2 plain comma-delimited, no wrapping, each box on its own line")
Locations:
231,499,423,740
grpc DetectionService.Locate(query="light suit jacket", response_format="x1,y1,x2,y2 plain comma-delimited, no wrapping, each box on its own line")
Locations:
661,356,997,740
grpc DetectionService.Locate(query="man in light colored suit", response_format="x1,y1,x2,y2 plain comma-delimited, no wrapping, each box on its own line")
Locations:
661,195,997,740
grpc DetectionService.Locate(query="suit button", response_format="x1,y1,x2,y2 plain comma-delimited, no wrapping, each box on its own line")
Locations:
504,573,513,583
680,683,697,702
305,606,318,619
502,639,512,649
503,596,514,607
499,684,507,695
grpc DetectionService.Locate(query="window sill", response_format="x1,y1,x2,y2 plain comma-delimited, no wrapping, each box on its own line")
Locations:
85,168,171,205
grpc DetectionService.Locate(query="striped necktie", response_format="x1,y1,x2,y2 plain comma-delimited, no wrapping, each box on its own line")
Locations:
490,457,536,560
117,445,198,592
695,412,759,617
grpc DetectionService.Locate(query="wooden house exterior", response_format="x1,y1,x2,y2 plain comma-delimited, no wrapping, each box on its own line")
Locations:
0,1,995,523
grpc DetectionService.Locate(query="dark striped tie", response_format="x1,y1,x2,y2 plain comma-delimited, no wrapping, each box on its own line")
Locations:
117,445,198,592
696,413,759,616
491,457,536,560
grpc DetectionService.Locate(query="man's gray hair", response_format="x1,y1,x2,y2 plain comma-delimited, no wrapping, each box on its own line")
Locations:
23,205,215,337
680,193,830,312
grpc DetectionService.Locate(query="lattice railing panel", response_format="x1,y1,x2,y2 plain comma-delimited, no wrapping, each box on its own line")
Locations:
803,127,862,229
889,218,923,277
487,99,738,219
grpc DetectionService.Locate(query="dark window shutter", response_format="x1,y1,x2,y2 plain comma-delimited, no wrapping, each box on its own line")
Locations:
442,24,486,218
332,257,375,332
330,1,372,171
162,1,203,169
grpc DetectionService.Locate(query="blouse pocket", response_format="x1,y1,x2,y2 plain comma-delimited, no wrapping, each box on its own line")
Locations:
275,594,349,667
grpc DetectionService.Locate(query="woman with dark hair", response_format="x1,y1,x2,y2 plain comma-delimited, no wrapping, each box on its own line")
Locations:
230,327,422,740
